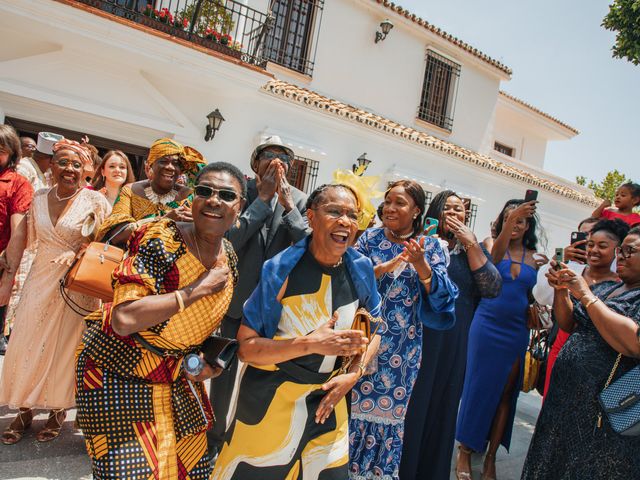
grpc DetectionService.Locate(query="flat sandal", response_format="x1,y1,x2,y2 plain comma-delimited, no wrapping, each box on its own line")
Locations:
1,409,33,445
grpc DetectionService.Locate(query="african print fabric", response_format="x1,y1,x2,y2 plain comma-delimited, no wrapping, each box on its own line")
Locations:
212,250,361,480
76,219,237,480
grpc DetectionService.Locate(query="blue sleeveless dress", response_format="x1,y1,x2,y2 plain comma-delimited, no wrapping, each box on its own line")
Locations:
456,250,536,452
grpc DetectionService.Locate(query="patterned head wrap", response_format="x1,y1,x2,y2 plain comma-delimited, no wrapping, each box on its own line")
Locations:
147,138,206,185
52,138,94,174
333,169,383,230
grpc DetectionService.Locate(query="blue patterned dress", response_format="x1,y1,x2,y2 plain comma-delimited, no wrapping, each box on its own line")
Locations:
349,228,458,480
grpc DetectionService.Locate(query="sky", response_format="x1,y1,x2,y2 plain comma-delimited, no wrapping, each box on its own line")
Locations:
400,0,640,185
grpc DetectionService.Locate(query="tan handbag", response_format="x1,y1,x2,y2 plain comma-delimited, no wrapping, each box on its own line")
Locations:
60,223,129,311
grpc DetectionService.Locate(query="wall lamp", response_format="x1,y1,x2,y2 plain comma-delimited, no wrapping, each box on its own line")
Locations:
205,109,225,141
375,19,393,43
352,153,372,176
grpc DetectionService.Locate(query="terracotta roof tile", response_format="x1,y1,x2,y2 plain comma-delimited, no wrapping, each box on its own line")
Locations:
499,91,579,135
262,80,597,207
373,0,512,76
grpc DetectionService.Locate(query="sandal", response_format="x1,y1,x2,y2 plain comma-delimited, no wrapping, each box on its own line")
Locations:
481,451,497,480
36,409,66,443
455,444,473,480
1,409,33,445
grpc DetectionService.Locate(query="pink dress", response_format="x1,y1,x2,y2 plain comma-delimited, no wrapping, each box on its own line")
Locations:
0,188,111,409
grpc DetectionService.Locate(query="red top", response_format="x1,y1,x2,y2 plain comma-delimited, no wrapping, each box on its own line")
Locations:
0,168,34,252
602,208,640,227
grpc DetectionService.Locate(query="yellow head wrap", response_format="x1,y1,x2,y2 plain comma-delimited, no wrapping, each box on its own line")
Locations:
147,138,206,182
332,170,383,230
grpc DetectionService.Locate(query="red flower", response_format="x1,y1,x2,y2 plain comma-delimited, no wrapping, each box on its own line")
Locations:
182,18,189,27
159,10,166,18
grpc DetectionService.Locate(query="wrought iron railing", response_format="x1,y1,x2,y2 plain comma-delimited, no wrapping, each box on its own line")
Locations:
76,0,274,67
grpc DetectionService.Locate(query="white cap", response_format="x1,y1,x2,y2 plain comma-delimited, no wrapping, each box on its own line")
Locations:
250,135,295,173
36,132,64,155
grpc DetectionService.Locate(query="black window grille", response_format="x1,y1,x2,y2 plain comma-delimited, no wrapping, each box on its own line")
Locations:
494,141,514,157
462,198,478,231
265,0,324,76
418,50,461,131
286,155,319,193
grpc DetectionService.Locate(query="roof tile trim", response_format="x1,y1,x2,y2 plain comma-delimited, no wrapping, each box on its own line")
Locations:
373,0,512,76
499,91,579,135
262,80,598,207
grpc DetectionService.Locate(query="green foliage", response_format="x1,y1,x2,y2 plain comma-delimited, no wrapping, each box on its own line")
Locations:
602,0,640,65
576,169,630,201
180,0,234,36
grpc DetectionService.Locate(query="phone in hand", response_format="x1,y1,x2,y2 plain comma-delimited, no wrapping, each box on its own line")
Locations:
553,247,564,271
423,217,439,236
571,231,588,251
524,189,539,203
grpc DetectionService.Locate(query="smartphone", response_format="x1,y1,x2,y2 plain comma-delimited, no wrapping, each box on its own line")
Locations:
524,189,539,203
423,217,439,235
571,231,588,251
553,247,564,271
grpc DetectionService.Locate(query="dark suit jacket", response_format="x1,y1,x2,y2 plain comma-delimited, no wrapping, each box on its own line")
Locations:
225,178,309,319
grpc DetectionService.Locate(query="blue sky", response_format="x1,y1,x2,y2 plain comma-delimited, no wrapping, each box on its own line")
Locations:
400,0,640,185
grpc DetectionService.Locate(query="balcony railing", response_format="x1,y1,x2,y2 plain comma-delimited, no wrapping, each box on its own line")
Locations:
76,0,274,67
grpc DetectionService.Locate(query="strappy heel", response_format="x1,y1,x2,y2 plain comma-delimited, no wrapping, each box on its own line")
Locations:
455,444,473,480
481,451,497,480
1,409,33,445
36,409,66,443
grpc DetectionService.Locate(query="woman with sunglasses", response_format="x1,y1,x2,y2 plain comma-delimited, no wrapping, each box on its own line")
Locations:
212,183,381,480
96,138,205,246
349,180,458,480
1,139,111,445
522,226,640,479
75,162,245,479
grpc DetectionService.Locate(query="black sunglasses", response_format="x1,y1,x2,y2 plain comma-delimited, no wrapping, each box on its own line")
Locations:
258,151,291,164
194,185,241,203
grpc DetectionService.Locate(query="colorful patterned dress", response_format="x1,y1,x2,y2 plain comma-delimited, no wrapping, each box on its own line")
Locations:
349,228,458,480
212,238,381,480
75,219,237,480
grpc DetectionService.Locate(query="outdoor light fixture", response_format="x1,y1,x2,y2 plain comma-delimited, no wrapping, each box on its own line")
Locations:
375,19,394,43
205,109,225,141
352,153,372,176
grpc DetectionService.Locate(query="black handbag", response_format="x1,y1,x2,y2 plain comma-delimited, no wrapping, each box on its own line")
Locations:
598,354,640,436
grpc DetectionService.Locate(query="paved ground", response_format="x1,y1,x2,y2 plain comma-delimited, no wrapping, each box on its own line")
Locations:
0,355,541,480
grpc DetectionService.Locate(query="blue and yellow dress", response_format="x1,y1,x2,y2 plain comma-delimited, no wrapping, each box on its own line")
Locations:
212,237,381,480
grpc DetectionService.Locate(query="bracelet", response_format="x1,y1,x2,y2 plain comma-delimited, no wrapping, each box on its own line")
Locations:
419,274,432,287
583,296,600,309
174,290,186,313
463,242,478,252
356,363,366,378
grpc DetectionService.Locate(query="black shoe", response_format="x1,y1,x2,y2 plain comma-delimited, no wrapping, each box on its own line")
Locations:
0,336,7,355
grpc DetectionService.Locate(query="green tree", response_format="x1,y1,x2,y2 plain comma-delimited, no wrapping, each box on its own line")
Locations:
180,0,234,36
576,169,630,201
602,0,640,65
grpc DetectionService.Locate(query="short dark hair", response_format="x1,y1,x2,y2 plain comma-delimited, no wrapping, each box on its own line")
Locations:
306,184,358,210
577,217,599,231
196,162,247,199
619,182,640,206
628,226,640,237
494,199,540,250
0,125,22,169
590,219,629,244
385,180,426,237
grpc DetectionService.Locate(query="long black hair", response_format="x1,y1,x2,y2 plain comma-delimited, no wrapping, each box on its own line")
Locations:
385,179,426,237
494,199,540,251
425,189,461,238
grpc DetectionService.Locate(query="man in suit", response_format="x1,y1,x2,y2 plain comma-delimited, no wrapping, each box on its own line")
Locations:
208,135,309,456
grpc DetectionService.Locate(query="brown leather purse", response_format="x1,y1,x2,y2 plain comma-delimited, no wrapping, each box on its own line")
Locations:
60,223,129,312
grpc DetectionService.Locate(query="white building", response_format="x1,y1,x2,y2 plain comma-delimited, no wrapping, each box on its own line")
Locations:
0,0,597,251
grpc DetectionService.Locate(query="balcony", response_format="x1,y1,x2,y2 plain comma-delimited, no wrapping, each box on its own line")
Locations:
75,0,274,67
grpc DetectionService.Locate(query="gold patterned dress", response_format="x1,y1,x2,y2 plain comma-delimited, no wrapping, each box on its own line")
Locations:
75,219,237,479
95,184,191,242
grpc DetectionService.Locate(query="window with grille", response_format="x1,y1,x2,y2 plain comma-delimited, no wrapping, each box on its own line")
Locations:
418,50,461,131
463,198,478,231
494,141,515,157
286,155,319,193
264,0,324,76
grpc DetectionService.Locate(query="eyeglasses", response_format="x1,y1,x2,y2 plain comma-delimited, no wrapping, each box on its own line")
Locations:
258,151,291,164
54,158,83,170
194,185,241,203
616,245,639,260
313,204,360,224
